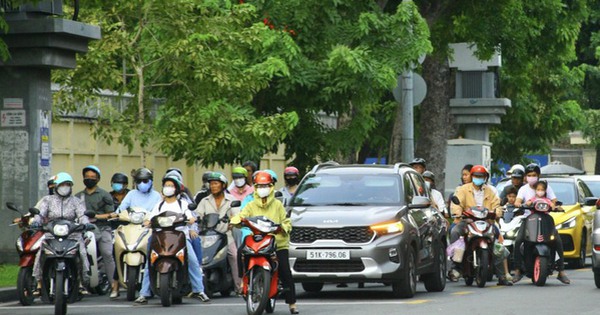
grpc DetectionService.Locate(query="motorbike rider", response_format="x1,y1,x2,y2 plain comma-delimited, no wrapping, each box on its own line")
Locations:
279,166,300,205
229,166,254,201
195,172,242,294
512,164,570,284
409,157,426,174
449,165,511,285
165,168,194,203
110,172,130,210
133,175,209,305
75,165,117,298
506,164,525,177
230,171,299,315
500,168,525,204
422,171,448,218
242,160,258,186
32,172,91,295
194,171,213,204
115,168,162,213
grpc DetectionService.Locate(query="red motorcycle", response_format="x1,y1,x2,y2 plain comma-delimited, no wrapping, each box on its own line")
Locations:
8,202,45,306
239,216,281,315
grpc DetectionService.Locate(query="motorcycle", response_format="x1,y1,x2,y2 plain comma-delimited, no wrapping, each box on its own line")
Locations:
148,210,192,307
7,202,45,306
199,212,234,298
112,207,151,301
451,197,496,288
239,216,281,315
519,199,564,286
33,208,96,315
498,205,526,269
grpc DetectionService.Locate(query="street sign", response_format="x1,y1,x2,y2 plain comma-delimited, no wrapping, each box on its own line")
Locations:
392,73,427,106
1,110,26,127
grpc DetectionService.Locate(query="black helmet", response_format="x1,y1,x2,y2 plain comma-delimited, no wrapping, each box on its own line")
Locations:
524,163,541,175
201,171,212,183
422,171,435,182
409,157,426,167
511,169,525,179
134,168,153,181
111,172,129,185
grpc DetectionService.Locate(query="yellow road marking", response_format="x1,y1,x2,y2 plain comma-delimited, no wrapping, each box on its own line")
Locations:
576,268,591,272
452,291,473,295
405,300,430,304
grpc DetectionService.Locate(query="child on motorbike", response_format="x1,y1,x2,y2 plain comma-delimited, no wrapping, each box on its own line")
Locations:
230,170,299,314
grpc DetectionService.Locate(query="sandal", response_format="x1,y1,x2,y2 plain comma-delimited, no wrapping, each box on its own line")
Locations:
557,274,571,284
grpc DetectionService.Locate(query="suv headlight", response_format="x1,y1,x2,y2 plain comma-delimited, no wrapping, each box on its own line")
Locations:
370,221,404,235
53,224,69,237
556,216,577,230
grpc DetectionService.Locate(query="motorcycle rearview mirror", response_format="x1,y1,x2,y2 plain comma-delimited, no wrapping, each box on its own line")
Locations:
84,210,96,218
187,203,198,211
556,200,563,206
274,191,283,198
28,207,40,215
451,196,460,205
230,200,241,208
6,202,21,213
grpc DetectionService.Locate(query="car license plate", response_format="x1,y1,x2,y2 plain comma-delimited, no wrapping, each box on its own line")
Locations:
306,250,350,260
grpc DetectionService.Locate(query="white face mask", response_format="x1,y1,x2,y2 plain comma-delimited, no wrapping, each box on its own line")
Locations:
57,185,72,197
536,191,545,198
257,187,270,198
234,178,246,188
162,186,176,197
425,181,431,189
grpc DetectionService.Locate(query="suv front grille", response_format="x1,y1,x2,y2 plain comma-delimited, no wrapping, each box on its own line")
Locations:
291,226,374,244
294,259,365,272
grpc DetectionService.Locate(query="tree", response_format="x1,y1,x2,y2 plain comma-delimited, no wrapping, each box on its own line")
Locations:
53,0,299,167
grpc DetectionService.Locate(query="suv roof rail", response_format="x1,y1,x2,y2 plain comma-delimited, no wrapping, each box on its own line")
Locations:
310,161,340,174
393,162,412,173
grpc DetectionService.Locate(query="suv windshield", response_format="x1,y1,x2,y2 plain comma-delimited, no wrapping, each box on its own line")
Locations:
290,173,401,206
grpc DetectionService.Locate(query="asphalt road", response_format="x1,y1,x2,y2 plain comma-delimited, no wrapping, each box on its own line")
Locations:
1,263,598,315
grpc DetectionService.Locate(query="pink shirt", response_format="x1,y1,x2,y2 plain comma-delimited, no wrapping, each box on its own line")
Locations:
228,185,254,201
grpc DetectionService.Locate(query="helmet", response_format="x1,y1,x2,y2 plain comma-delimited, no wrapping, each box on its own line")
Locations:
232,166,248,179
164,170,183,183
511,169,525,179
111,173,129,185
525,163,541,175
284,166,300,176
55,172,74,186
507,164,525,175
201,171,212,183
162,176,182,195
264,169,278,183
82,165,101,178
409,158,426,167
254,171,273,185
134,168,153,181
166,167,182,175
422,171,435,182
207,172,228,186
470,165,488,177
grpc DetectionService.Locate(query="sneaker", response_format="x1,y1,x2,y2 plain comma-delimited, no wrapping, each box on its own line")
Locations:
133,296,148,305
79,287,90,295
504,273,513,282
188,292,210,302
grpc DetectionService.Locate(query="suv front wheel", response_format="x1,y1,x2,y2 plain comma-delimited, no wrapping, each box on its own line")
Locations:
422,242,446,292
392,247,416,298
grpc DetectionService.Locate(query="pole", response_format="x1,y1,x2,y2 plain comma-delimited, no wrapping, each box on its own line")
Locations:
401,70,414,163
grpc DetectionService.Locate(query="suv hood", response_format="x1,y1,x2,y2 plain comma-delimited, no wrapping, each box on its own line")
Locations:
290,205,404,227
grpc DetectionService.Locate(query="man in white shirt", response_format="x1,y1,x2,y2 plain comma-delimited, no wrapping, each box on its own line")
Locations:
422,171,448,217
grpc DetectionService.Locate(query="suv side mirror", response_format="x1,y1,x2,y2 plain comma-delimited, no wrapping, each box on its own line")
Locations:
408,196,431,209
583,197,598,206
230,200,241,208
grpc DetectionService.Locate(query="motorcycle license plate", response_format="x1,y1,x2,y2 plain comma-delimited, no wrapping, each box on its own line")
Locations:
306,250,350,260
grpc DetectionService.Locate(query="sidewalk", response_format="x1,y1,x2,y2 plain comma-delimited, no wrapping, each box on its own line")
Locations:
0,287,17,303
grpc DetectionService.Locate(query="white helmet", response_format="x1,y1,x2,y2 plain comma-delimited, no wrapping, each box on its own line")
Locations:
507,164,525,176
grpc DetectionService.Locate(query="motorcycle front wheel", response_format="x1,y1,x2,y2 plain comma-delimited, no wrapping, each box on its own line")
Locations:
475,248,489,288
246,267,271,315
126,266,139,301
54,271,67,315
533,256,548,287
160,273,172,307
17,266,35,306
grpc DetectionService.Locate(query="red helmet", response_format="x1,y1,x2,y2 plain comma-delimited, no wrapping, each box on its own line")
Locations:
254,171,273,185
470,165,488,177
284,166,299,176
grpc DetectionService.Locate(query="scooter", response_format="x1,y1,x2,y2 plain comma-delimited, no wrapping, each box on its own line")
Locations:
8,202,45,306
239,216,281,315
112,207,151,301
34,208,96,315
519,199,564,286
83,227,110,296
499,205,526,270
199,212,234,298
148,210,192,307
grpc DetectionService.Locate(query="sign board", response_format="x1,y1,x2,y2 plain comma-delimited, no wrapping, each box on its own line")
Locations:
392,73,427,106
3,98,23,109
1,110,26,127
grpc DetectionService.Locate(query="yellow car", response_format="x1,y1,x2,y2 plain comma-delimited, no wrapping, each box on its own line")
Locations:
543,177,598,268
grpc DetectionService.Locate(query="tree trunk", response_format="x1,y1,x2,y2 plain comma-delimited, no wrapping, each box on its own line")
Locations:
595,144,600,175
415,56,456,194
336,102,357,164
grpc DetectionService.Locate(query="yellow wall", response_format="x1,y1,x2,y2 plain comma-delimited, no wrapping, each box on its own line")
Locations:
51,119,288,193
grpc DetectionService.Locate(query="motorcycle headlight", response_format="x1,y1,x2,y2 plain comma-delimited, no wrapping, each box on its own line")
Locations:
129,212,145,225
31,236,45,251
201,235,219,248
157,216,175,227
53,224,69,237
556,217,577,230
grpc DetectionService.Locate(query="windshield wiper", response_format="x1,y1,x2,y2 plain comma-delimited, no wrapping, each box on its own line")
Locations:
326,202,367,206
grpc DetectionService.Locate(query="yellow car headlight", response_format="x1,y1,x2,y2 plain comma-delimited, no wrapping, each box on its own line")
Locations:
370,221,404,235
556,216,577,230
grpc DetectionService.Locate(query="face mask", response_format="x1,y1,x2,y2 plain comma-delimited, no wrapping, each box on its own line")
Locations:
111,183,124,192
536,191,545,198
162,186,176,197
257,187,271,198
57,185,72,197
137,180,152,193
424,181,431,189
234,178,246,188
285,177,299,186
526,176,538,186
472,178,485,186
83,178,98,189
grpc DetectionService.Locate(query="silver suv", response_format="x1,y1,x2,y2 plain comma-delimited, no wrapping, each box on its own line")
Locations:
288,162,448,298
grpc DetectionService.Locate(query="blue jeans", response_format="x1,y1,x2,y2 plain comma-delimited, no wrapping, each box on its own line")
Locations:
140,236,204,297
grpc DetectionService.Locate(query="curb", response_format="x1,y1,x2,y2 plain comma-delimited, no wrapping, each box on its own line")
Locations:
0,287,17,303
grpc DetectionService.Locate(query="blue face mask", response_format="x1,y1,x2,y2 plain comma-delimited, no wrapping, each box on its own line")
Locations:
472,178,485,186
112,183,124,192
137,180,153,193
